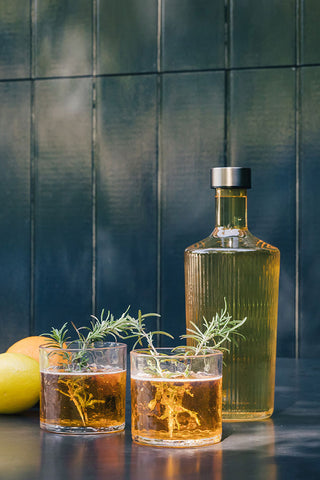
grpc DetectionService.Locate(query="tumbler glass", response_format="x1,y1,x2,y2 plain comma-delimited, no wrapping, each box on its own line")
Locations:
131,348,222,447
40,342,126,434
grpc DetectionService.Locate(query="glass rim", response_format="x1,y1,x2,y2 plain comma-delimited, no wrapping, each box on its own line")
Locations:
130,347,222,359
39,341,127,353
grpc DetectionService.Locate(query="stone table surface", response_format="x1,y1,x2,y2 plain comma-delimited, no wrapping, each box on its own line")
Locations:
0,358,319,480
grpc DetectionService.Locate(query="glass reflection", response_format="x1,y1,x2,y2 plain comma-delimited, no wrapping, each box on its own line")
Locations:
40,430,125,480
130,442,222,480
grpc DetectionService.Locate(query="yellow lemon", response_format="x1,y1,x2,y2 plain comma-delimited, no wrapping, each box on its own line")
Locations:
0,352,41,414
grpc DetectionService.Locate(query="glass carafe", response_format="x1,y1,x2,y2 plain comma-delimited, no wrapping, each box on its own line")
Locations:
184,167,280,421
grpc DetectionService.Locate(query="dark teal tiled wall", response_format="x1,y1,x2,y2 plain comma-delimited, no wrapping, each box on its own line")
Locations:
96,75,158,320
301,0,320,64
98,0,158,74
34,78,93,332
162,0,225,71
230,0,296,68
161,71,225,342
0,81,31,345
0,1,30,79
230,68,296,356
300,67,320,358
35,0,93,77
0,0,319,358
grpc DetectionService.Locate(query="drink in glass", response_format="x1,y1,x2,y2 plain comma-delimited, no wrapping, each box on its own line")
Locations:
40,342,126,434
131,348,222,447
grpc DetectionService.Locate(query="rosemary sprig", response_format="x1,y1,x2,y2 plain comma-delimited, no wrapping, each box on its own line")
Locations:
179,298,247,355
41,322,70,348
43,308,167,370
127,310,173,354
42,301,246,377
74,309,170,370
127,310,174,377
75,307,138,348
43,308,145,349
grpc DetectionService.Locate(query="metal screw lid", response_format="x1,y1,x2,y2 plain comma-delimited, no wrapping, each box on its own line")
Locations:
210,167,251,189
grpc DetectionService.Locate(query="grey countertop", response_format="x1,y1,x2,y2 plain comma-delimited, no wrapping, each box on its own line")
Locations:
0,358,319,480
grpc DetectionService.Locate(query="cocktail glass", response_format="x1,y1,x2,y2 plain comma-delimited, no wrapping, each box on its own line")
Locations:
39,342,126,434
130,348,222,447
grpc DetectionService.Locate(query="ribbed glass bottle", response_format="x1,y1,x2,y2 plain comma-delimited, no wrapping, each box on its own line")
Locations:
184,168,280,421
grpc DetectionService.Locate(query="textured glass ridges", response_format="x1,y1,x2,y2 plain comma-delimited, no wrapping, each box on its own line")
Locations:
185,243,280,420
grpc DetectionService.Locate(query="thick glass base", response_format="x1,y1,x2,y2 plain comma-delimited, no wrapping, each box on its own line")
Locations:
40,421,125,434
222,408,273,422
132,433,221,448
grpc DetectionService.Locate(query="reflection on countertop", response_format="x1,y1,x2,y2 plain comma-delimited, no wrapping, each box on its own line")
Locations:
0,359,319,480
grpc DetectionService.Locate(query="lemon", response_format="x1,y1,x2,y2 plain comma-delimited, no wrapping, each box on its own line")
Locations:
0,353,41,414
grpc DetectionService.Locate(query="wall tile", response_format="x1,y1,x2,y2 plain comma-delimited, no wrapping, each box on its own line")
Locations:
230,68,296,357
35,0,92,77
300,67,320,357
230,0,296,68
0,0,30,79
301,0,320,65
0,0,318,359
162,0,225,71
0,82,30,350
96,75,158,326
161,71,225,342
97,0,158,75
34,78,92,333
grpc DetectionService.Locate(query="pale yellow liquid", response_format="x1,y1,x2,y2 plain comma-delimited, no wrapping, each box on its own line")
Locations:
185,235,280,421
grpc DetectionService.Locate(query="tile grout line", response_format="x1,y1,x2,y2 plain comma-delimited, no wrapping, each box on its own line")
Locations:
92,0,98,315
224,0,231,166
157,0,162,73
294,0,302,359
295,72,300,360
156,0,163,337
2,63,320,85
29,0,36,335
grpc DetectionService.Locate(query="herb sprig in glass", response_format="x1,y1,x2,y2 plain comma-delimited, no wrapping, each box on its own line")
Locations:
43,308,169,370
179,298,247,356
43,300,246,375
130,299,247,377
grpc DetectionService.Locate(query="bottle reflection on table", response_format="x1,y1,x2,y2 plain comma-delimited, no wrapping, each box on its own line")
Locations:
221,419,277,480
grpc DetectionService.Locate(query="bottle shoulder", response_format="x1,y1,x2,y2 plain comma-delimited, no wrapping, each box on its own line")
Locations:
185,230,280,255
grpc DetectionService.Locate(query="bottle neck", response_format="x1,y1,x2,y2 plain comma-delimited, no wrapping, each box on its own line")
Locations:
214,188,248,230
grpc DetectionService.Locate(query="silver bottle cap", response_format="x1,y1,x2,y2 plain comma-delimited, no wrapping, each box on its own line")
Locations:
210,167,251,189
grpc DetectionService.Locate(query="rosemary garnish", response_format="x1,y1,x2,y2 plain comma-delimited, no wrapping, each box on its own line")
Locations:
127,310,174,353
126,310,174,377
42,308,165,426
43,300,246,374
56,377,104,426
179,298,247,356
74,308,138,347
42,323,70,348
43,308,137,349
131,299,247,377
147,382,200,438
43,308,168,370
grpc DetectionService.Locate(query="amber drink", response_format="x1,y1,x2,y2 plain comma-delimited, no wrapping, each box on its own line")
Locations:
131,348,222,447
39,342,126,434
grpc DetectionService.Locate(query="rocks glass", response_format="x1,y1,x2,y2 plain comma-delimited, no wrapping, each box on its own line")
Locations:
39,342,126,434
130,348,222,447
